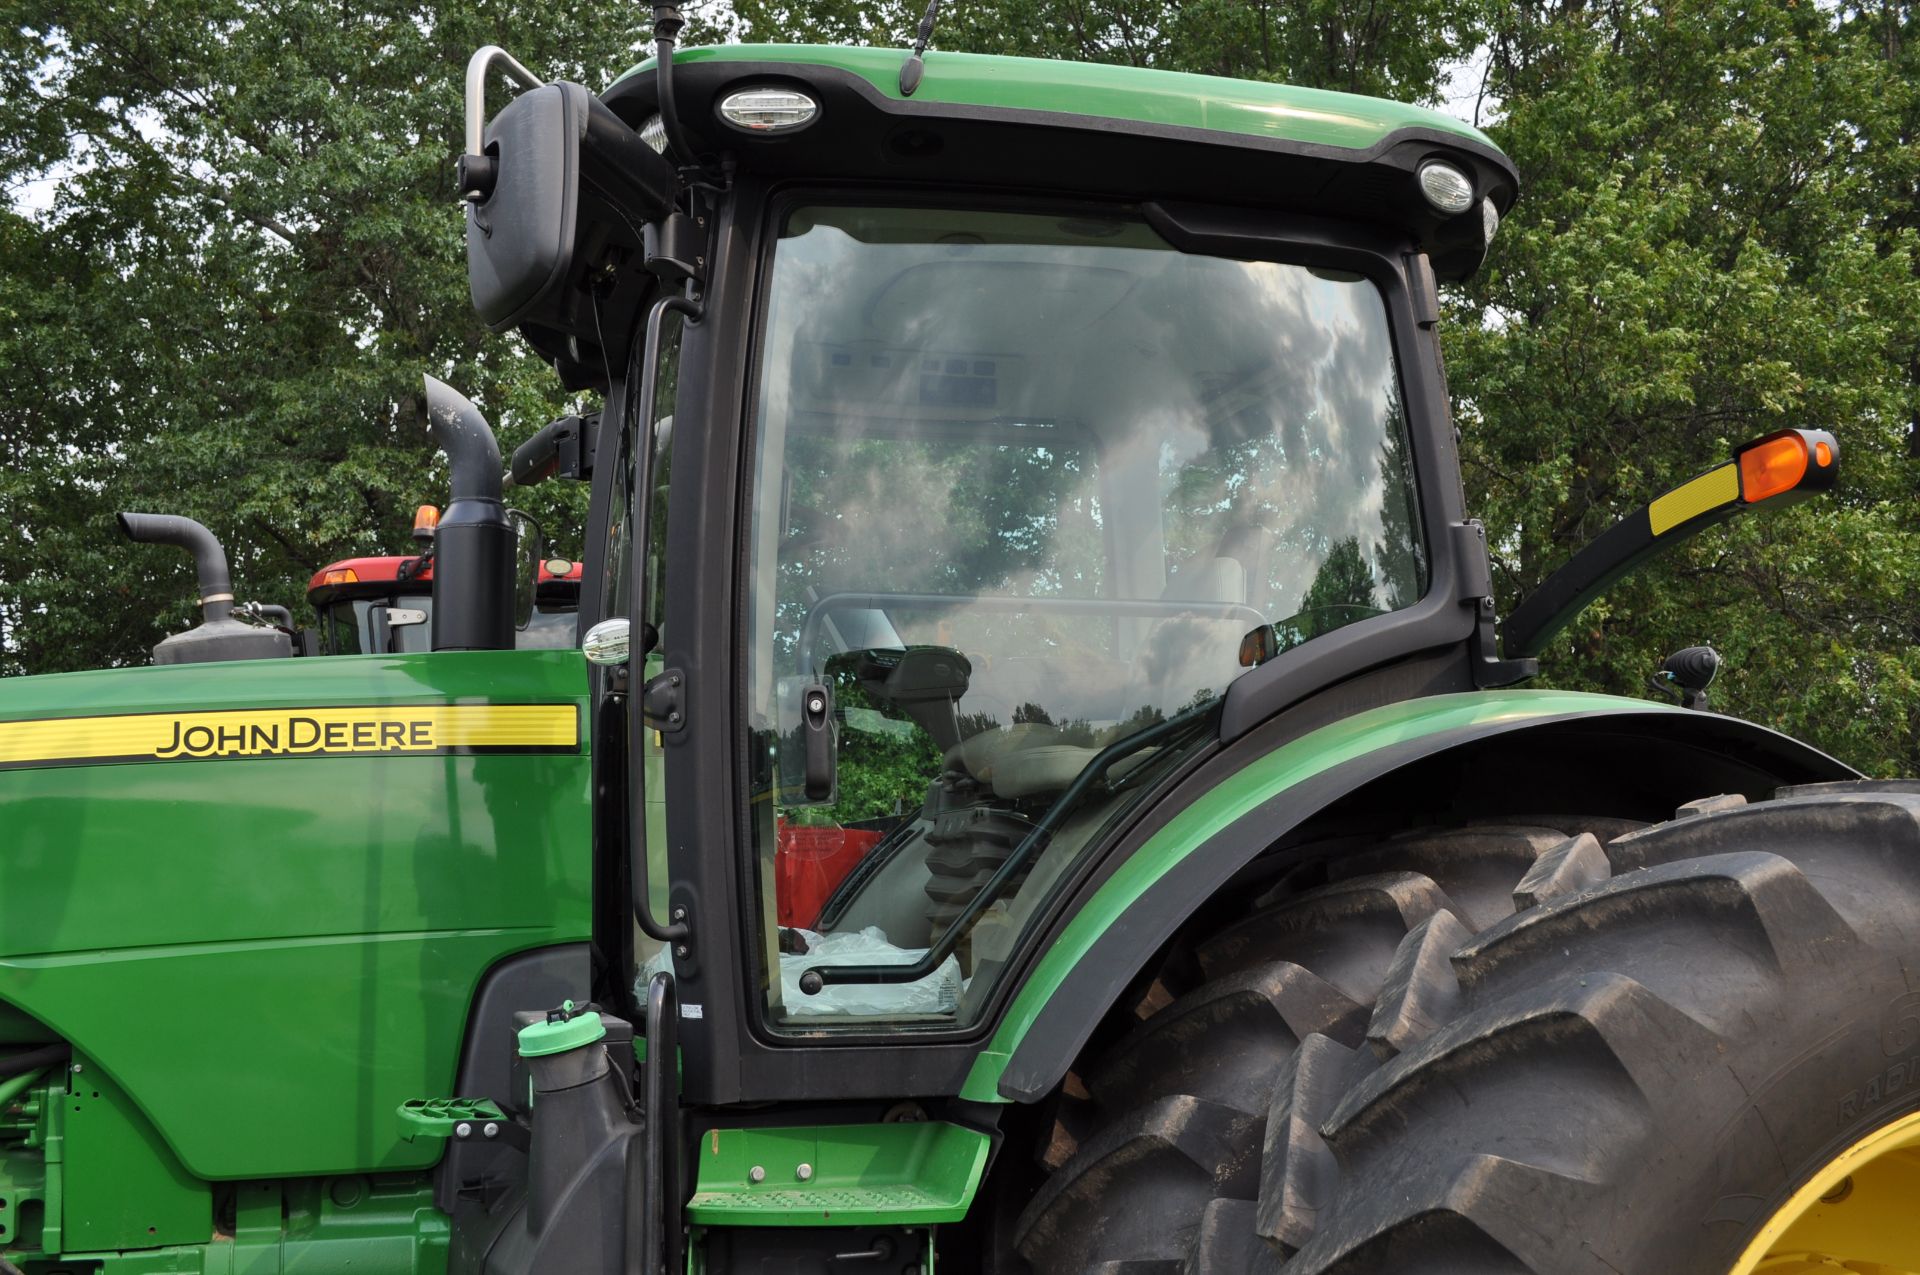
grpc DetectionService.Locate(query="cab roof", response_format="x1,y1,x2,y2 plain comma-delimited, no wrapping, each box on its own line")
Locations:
307,555,582,606
602,45,1516,281
613,44,1503,159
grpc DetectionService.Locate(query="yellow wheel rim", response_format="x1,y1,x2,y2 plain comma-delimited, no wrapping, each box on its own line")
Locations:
1728,1107,1920,1274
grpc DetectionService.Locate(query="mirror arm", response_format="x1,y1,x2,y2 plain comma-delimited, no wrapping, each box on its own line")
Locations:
651,6,693,168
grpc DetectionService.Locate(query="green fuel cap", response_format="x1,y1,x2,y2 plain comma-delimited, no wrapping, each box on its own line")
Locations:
517,1000,606,1058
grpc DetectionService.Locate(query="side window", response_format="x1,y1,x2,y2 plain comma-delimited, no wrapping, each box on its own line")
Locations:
324,604,361,654
606,315,681,634
628,311,683,974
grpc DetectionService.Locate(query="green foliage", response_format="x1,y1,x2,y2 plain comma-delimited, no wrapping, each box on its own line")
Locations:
728,0,1492,101
0,0,727,672
1453,1,1920,775
7,0,1917,784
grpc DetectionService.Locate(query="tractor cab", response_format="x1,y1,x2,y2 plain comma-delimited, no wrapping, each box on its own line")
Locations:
464,37,1523,1043
432,26,1850,1271
307,548,584,655
433,29,1533,1268
0,18,1874,1275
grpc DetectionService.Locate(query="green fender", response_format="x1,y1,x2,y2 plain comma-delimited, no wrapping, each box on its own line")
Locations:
961,688,1853,1104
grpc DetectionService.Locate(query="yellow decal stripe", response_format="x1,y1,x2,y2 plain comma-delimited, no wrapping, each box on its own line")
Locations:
1648,463,1739,536
0,704,578,767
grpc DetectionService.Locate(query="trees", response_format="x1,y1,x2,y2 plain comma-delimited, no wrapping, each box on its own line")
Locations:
729,0,1490,101
0,0,727,672
1454,2,1920,773
5,0,1916,776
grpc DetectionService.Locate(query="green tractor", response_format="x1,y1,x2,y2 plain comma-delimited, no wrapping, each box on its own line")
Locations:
0,10,1907,1273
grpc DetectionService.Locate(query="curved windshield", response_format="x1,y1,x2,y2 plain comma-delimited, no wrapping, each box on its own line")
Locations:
744,205,1423,1028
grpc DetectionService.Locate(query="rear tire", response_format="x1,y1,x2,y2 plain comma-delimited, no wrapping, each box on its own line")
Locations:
1010,789,1920,1274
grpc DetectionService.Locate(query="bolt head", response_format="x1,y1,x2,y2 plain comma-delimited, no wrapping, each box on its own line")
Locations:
748,1165,766,1184
70,1062,83,1074
454,1121,472,1139
483,1122,499,1139
795,1162,813,1182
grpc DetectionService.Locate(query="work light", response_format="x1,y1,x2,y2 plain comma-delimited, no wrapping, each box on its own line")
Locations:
718,87,820,133
1417,159,1475,214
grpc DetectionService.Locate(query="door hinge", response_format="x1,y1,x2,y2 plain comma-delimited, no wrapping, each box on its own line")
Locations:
1454,521,1537,689
642,667,686,732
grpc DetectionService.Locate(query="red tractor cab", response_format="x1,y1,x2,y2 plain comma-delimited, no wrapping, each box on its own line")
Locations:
307,508,583,654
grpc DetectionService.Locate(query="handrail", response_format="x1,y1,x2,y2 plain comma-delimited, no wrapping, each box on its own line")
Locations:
464,45,545,157
799,699,1217,992
632,971,679,1275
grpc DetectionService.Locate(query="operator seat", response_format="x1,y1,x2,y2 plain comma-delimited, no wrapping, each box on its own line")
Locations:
1126,536,1261,718
947,724,1095,800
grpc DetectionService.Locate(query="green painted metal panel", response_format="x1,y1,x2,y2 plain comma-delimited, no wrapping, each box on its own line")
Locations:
687,1121,990,1226
0,650,593,1180
960,688,1682,1101
613,45,1500,155
13,1177,450,1273
61,1053,209,1252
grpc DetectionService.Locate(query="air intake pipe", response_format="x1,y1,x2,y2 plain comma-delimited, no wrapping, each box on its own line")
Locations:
117,513,291,664
423,374,514,651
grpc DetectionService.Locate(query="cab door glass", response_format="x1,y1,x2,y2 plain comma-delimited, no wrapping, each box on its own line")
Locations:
743,205,1424,1028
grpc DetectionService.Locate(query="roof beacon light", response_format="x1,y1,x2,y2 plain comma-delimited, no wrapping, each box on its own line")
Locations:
639,113,669,154
718,87,819,134
1417,160,1475,216
412,504,441,545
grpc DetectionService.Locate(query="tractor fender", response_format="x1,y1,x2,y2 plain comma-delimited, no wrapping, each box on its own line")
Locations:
968,689,1853,1104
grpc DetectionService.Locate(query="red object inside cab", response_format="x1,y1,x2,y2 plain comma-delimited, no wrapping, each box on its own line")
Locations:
774,821,883,930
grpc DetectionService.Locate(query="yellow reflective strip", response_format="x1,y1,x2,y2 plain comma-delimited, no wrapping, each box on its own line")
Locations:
1648,463,1740,536
0,704,577,765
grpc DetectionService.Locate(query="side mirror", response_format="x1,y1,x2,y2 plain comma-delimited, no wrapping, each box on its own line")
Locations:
464,78,677,336
507,510,543,632
582,618,630,666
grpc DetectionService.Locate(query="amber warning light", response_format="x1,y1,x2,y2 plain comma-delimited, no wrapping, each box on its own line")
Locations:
1738,429,1837,505
412,504,441,546
1503,427,1839,661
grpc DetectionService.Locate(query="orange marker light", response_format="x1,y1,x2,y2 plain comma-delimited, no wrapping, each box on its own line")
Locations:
321,568,360,586
413,505,442,536
1739,433,1810,504
1238,625,1279,669
1815,440,1833,468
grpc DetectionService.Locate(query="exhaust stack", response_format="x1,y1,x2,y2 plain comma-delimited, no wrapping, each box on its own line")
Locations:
118,513,292,664
423,375,514,651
